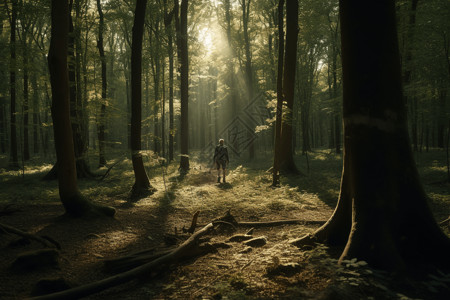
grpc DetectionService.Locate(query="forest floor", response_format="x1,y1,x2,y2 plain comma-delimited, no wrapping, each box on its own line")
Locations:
0,149,449,299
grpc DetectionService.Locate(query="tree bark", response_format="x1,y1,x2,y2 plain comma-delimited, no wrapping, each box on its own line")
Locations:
163,3,175,162
272,0,284,186
68,1,93,178
296,0,450,272
279,0,299,174
130,0,155,198
9,0,19,169
96,0,107,167
48,0,115,217
22,28,30,161
175,0,190,172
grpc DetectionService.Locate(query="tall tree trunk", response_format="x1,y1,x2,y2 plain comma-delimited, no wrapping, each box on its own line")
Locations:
9,0,19,169
96,0,107,167
175,0,190,172
272,0,284,186
67,1,92,178
22,30,30,161
295,0,450,271
279,0,299,174
32,74,39,154
0,98,6,153
0,20,4,153
163,4,174,162
48,0,114,217
242,0,255,159
130,0,155,198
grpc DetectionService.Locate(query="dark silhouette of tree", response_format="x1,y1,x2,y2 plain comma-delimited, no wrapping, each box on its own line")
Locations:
163,0,175,162
130,0,156,197
48,0,115,218
294,0,450,271
279,0,300,174
272,0,284,186
6,0,19,169
96,0,107,167
175,0,189,172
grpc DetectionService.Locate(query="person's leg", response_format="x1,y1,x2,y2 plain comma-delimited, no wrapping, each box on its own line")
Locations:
216,162,221,182
223,168,226,183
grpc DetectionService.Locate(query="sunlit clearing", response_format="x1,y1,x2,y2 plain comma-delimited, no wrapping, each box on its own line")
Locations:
197,17,230,60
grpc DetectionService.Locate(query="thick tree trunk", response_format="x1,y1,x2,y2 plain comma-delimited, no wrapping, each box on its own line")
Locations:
96,0,107,167
48,0,115,218
296,0,450,272
130,0,155,198
279,0,299,174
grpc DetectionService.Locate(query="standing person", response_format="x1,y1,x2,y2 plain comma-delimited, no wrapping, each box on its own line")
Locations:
213,139,229,183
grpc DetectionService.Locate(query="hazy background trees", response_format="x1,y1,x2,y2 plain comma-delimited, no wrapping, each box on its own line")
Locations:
0,0,448,176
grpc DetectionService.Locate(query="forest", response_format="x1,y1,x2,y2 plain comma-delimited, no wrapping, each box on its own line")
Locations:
0,0,449,299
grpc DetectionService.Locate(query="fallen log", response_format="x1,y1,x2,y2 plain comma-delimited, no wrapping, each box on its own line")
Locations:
0,222,60,249
30,223,215,300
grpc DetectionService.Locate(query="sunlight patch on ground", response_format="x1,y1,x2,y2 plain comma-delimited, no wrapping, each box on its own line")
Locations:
82,230,139,254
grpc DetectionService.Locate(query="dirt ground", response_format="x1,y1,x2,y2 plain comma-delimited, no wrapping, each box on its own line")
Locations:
1,152,449,299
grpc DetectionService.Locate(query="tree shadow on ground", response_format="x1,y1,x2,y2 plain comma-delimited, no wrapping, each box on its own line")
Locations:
217,182,233,190
277,151,343,209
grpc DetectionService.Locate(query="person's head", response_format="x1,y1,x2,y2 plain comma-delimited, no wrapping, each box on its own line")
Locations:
219,139,224,145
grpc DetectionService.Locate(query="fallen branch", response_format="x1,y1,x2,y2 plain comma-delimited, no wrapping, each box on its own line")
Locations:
0,222,60,249
237,219,326,227
439,216,450,227
98,158,125,181
31,223,215,300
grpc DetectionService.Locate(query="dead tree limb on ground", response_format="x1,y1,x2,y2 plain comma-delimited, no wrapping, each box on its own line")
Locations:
30,223,215,300
238,219,326,227
0,222,60,249
200,211,326,228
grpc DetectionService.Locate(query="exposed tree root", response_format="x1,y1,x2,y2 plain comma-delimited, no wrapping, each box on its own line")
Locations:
0,222,60,249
